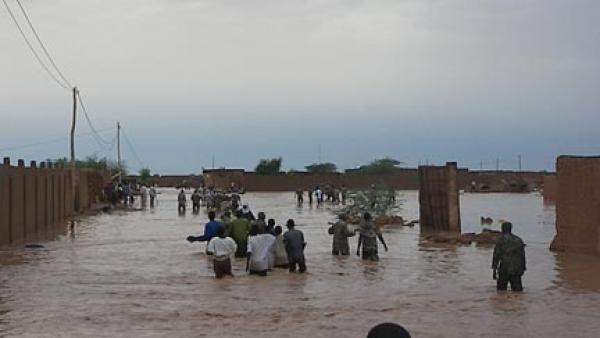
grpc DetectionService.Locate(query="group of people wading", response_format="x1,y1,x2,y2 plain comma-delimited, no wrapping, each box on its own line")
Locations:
187,206,306,278
185,202,393,279
184,192,526,293
295,184,348,206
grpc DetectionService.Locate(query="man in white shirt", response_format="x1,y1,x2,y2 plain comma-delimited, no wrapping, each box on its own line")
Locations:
315,186,324,206
207,227,238,278
246,224,276,276
139,185,148,209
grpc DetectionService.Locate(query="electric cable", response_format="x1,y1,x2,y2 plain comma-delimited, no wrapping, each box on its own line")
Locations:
2,0,69,90
76,91,116,150
15,0,72,88
121,128,145,168
0,127,113,152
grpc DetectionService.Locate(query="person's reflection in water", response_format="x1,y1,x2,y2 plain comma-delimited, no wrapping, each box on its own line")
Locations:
367,323,411,338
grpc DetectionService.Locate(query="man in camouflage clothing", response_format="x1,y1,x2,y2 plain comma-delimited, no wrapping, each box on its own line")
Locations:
492,222,526,291
328,214,356,255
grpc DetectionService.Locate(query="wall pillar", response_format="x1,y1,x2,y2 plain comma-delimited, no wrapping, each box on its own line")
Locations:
550,156,600,255
418,162,461,233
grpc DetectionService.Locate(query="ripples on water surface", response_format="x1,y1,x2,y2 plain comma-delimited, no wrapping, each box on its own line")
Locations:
1,190,600,337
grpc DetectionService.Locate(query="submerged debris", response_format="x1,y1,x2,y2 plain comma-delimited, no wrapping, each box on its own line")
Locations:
423,228,501,245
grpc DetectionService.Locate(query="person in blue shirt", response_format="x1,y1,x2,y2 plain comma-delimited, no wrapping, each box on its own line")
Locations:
187,211,222,243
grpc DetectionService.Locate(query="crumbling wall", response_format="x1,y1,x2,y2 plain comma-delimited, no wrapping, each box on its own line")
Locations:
418,162,461,233
550,156,600,255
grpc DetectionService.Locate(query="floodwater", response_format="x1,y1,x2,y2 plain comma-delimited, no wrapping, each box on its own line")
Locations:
1,190,600,338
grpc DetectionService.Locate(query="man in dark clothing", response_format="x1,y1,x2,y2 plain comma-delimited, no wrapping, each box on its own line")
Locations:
283,219,306,273
253,212,267,233
492,222,526,291
266,218,276,236
191,189,201,213
177,189,186,213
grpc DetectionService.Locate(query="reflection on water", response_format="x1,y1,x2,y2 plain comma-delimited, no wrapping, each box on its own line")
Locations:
0,190,599,338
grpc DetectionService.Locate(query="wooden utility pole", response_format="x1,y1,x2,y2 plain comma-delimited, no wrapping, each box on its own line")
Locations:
70,87,78,212
117,122,122,183
70,87,77,166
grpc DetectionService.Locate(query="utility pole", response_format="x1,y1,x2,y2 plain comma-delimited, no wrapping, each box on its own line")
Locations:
70,87,78,212
117,122,122,183
496,158,500,171
518,155,522,172
212,155,215,169
70,87,77,166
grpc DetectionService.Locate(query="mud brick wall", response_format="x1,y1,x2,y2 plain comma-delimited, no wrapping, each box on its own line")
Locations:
0,158,108,246
543,175,557,202
551,156,600,255
418,162,461,233
200,168,549,192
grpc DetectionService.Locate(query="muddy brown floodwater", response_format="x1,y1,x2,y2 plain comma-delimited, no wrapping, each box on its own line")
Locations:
1,190,600,338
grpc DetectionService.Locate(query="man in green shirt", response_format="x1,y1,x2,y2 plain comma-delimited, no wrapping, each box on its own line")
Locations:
227,211,252,257
492,222,527,291
328,214,355,255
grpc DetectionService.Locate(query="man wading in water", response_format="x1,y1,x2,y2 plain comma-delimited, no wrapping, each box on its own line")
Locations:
283,219,307,273
328,214,355,255
207,227,237,278
187,211,222,246
357,212,388,261
246,224,276,276
178,189,186,213
492,222,527,291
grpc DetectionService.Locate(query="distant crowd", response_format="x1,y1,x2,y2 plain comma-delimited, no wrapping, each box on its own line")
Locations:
295,184,349,206
103,182,159,209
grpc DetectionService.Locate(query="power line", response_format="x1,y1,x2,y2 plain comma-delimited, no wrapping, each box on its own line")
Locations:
76,91,116,150
0,127,113,152
2,0,69,90
14,0,72,88
121,128,145,168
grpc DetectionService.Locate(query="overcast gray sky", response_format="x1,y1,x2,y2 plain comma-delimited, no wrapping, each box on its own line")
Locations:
1,0,599,174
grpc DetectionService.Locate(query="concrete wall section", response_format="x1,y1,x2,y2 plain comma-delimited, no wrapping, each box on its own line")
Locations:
0,171,10,245
36,174,47,233
200,168,548,192
24,171,37,239
543,175,557,202
418,163,461,233
551,156,600,255
10,168,25,244
0,161,108,246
